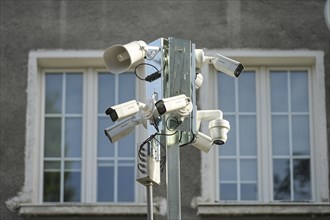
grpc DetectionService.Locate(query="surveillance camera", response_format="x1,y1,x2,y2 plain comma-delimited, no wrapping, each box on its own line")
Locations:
194,109,230,149
105,100,145,122
155,94,192,117
208,118,230,145
196,110,223,131
104,115,146,143
195,49,206,69
195,49,244,78
211,54,244,78
195,72,203,89
104,117,137,143
192,131,213,153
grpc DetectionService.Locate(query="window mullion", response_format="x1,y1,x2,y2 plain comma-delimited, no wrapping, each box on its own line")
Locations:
259,66,271,202
83,68,96,202
114,74,119,202
60,73,67,203
308,68,316,202
235,78,241,201
287,71,295,201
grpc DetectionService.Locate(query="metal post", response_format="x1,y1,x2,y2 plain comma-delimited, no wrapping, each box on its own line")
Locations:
145,37,195,220
146,182,153,220
166,132,181,220
164,37,195,220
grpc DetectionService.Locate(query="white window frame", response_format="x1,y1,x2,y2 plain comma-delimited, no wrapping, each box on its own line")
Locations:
198,50,329,215
6,50,156,216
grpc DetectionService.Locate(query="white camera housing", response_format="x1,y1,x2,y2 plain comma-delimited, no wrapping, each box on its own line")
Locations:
192,110,231,152
209,118,230,145
105,100,145,122
195,72,203,89
155,94,192,117
104,115,146,143
211,54,244,78
192,131,213,152
195,49,244,78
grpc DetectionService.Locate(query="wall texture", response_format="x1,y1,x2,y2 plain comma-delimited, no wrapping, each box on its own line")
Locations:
1,0,329,220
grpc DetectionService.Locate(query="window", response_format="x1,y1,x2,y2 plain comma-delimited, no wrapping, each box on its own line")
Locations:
270,70,311,201
198,50,329,215
96,72,136,202
217,70,258,201
41,70,139,203
43,72,84,202
217,69,311,202
9,51,149,216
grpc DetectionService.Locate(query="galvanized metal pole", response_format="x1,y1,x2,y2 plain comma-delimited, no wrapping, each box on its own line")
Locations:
165,37,195,220
166,131,181,220
146,182,153,220
145,37,195,220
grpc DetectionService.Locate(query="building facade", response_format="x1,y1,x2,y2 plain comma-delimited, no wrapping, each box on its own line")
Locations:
1,0,329,220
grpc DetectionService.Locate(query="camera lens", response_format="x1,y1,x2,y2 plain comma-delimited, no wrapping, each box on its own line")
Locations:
213,139,224,145
155,100,167,115
105,108,118,122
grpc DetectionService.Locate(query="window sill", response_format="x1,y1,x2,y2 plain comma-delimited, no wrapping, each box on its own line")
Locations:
197,202,330,216
18,203,156,216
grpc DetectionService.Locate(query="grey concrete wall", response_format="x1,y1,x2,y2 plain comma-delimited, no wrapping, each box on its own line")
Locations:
1,0,329,220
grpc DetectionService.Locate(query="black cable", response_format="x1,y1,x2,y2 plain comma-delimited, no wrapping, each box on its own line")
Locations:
138,163,146,174
179,130,196,148
137,129,182,176
165,117,182,131
134,63,161,82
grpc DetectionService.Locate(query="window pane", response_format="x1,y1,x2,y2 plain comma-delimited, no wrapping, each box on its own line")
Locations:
272,116,290,156
219,115,236,156
98,117,114,157
291,71,308,112
238,71,256,112
293,159,311,201
220,183,237,200
273,159,291,200
118,166,135,202
241,183,258,200
218,73,235,112
65,117,82,157
66,73,83,114
239,116,257,156
64,171,81,202
64,161,81,170
98,72,115,114
44,117,61,157
45,73,62,114
270,71,288,112
119,73,135,102
97,165,114,202
43,171,60,202
118,132,135,157
44,161,61,170
292,115,310,155
220,159,237,181
240,159,257,181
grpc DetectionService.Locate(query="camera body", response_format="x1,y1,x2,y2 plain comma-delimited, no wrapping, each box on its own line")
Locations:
155,94,192,116
105,100,143,122
209,118,230,145
104,115,146,143
212,54,244,78
192,110,230,153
